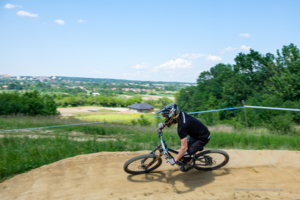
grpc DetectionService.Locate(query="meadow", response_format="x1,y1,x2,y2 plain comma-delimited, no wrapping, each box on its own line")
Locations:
75,113,157,124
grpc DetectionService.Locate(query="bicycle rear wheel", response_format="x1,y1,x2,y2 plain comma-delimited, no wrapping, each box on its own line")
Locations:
123,154,162,175
193,149,229,171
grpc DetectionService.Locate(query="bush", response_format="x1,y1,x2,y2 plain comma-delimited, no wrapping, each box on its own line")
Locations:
131,119,137,125
81,126,106,135
63,125,106,135
268,113,294,134
137,115,151,126
0,91,58,116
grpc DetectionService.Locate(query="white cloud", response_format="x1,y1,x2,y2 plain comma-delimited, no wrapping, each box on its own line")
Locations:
4,3,22,8
180,53,223,62
239,33,251,38
77,19,86,23
131,63,149,69
180,53,205,59
16,11,38,17
206,55,222,62
153,58,192,71
240,45,251,51
54,19,65,25
220,46,238,54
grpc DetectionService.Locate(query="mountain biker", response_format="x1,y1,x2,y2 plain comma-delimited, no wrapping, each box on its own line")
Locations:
156,103,210,172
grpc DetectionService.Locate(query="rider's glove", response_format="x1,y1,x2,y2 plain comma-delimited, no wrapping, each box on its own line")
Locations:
158,123,165,129
168,158,176,166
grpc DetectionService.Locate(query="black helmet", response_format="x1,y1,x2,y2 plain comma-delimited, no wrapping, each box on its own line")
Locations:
156,103,180,127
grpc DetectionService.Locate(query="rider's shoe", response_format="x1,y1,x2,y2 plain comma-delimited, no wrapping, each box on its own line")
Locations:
180,160,195,172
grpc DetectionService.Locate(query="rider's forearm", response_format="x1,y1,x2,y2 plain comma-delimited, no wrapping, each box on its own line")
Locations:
174,146,188,162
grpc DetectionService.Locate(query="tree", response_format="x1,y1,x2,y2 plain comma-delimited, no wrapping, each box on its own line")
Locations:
175,44,300,126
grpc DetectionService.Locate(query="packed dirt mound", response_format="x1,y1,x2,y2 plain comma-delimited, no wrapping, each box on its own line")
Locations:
1,150,300,200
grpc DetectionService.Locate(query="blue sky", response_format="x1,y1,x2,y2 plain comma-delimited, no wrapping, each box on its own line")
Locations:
1,0,299,82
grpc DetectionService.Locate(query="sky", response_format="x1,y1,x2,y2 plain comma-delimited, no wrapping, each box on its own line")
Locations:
0,0,299,83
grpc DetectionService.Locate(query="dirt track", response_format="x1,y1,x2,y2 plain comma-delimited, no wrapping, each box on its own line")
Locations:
1,150,300,200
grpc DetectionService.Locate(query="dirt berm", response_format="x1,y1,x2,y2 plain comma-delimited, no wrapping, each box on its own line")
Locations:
1,150,300,200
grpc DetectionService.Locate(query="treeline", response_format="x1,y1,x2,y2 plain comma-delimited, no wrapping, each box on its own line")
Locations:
176,44,300,133
0,91,173,115
55,95,142,107
54,94,173,108
0,91,58,116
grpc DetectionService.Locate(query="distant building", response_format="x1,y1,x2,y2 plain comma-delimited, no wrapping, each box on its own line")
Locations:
2,85,8,89
128,103,155,113
92,93,100,96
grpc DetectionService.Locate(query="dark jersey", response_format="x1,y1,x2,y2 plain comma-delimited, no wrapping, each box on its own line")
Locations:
177,111,210,140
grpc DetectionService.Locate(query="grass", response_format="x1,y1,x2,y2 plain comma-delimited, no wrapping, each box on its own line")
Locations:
75,113,161,124
0,113,162,131
0,115,82,130
1,115,300,182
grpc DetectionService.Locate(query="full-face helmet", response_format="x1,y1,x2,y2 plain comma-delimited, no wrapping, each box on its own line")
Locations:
156,103,180,127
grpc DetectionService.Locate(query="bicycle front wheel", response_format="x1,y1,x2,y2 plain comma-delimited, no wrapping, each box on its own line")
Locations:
194,149,229,171
123,154,162,175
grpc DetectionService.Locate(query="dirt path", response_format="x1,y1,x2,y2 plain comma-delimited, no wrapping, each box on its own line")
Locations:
1,150,300,200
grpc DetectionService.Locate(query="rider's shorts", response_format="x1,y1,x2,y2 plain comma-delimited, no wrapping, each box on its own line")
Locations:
187,134,210,156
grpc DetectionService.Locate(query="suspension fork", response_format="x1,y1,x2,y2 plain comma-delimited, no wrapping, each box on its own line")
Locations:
141,144,162,165
146,151,164,169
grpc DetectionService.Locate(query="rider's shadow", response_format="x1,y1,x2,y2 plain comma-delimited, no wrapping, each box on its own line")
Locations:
127,168,230,194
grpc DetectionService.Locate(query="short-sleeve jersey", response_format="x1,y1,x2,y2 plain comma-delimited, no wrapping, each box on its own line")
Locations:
177,111,210,140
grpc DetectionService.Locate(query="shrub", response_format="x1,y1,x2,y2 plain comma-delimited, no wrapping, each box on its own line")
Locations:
131,119,137,125
268,113,294,134
137,115,151,126
0,91,58,116
63,125,106,135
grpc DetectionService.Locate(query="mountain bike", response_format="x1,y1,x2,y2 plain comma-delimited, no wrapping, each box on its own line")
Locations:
123,129,230,175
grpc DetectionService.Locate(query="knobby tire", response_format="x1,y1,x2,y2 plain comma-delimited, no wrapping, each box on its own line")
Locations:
194,149,229,171
123,154,162,175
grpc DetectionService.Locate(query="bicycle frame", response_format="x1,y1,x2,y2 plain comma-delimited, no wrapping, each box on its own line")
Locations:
141,129,186,168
